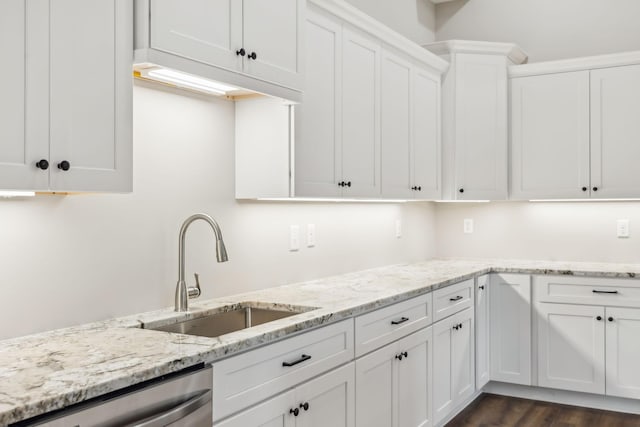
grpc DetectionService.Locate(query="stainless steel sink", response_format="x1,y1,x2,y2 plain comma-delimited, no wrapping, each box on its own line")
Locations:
146,304,310,338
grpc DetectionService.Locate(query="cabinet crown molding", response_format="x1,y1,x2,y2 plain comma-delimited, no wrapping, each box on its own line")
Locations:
423,40,528,65
509,50,640,78
308,0,449,75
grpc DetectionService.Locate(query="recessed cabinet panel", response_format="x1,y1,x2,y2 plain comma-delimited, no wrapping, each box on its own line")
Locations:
295,9,341,197
214,390,295,427
475,275,490,389
433,319,453,424
150,0,242,72
355,348,394,427
510,71,590,200
341,27,381,197
591,65,640,199
412,67,440,200
537,303,605,394
49,0,132,192
605,307,640,399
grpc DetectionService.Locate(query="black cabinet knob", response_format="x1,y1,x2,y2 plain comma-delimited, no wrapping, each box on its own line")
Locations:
248,52,257,60
417,186,421,191
346,181,351,187
57,160,70,171
593,187,598,192
35,159,49,170
459,188,464,193
411,186,416,191
453,325,459,330
479,285,485,290
582,187,588,192
300,402,310,411
290,408,299,417
608,317,614,322
338,181,344,187
395,351,408,361
236,48,246,57
596,316,602,321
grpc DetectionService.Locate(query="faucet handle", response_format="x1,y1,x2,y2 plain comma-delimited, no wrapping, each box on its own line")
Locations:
188,273,202,299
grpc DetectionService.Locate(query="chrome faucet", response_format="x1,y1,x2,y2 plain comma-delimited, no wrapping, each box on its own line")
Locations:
175,213,229,312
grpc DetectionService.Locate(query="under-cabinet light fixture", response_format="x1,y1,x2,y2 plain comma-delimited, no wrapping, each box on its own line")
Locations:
0,191,35,198
433,200,490,203
256,198,410,203
530,198,640,202
144,68,239,95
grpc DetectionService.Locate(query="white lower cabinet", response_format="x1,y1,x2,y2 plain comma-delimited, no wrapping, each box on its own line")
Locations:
215,362,355,427
433,308,474,425
355,327,433,427
606,307,640,399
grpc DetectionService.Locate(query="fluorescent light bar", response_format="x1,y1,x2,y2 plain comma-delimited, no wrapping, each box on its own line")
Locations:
433,200,490,203
146,68,238,95
256,198,410,203
0,191,35,198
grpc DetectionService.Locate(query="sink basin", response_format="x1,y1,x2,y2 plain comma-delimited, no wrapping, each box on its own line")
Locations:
146,304,312,338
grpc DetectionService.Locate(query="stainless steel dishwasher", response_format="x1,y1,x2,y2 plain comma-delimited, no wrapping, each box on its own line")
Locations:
19,365,212,427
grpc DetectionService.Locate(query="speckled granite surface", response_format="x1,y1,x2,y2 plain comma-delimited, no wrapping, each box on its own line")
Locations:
2,258,640,425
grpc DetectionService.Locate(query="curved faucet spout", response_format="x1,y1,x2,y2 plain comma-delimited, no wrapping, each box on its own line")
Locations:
176,213,228,312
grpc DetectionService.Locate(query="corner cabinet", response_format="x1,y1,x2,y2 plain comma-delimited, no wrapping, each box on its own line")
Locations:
135,0,303,99
0,0,132,193
510,54,640,200
423,41,527,201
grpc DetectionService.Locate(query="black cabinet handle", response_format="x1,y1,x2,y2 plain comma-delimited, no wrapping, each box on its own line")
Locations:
479,285,485,290
593,187,599,192
391,316,409,325
283,354,311,367
592,290,618,294
236,48,246,57
608,317,614,322
57,160,70,171
450,295,463,302
300,402,310,411
247,52,257,60
582,187,588,192
596,316,602,321
290,408,299,417
35,159,49,170
459,188,464,193
338,181,351,187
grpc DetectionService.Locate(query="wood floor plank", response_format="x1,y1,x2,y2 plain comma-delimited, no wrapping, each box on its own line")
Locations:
446,394,640,427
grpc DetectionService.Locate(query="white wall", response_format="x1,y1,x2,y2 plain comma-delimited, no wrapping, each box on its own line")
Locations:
434,202,640,263
346,0,436,44
435,0,640,62
0,81,436,340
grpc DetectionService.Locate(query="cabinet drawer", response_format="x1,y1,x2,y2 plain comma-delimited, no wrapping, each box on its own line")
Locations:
355,293,432,357
212,319,354,421
433,279,473,322
534,276,640,307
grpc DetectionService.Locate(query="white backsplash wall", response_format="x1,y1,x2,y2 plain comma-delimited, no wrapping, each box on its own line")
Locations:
0,81,436,340
434,202,640,263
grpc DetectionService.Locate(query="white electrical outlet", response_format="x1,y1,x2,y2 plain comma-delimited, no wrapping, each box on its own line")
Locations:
290,225,300,251
307,224,316,247
464,219,474,234
617,219,630,238
395,219,402,238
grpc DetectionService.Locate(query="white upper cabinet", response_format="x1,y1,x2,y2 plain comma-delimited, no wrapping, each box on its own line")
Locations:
0,0,132,192
136,0,303,99
510,71,590,200
424,41,527,200
509,52,640,200
591,64,640,199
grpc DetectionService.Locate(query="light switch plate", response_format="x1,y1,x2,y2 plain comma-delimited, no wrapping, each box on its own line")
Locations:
617,219,630,238
290,225,300,251
464,219,474,234
307,224,316,247
395,219,402,238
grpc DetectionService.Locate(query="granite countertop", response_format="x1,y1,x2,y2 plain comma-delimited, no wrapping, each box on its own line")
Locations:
2,258,640,425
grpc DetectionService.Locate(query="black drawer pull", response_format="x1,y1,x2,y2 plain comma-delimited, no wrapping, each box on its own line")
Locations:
283,354,311,367
391,316,409,325
449,296,463,302
592,290,618,294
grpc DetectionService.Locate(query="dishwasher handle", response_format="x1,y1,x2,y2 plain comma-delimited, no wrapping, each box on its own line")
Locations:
128,389,212,427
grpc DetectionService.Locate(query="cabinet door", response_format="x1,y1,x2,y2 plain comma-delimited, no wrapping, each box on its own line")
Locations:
605,307,640,399
150,0,242,72
294,7,341,197
0,0,48,190
591,65,640,198
490,274,531,385
475,275,490,389
412,66,441,200
397,328,433,427
341,26,381,197
451,308,474,404
297,363,355,427
380,50,412,199
537,303,605,394
214,390,296,427
242,0,302,90
511,71,590,200
355,342,395,427
454,54,507,200
49,0,132,192
432,317,454,425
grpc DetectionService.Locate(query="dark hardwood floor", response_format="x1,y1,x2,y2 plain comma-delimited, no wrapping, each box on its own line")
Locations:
446,393,640,427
